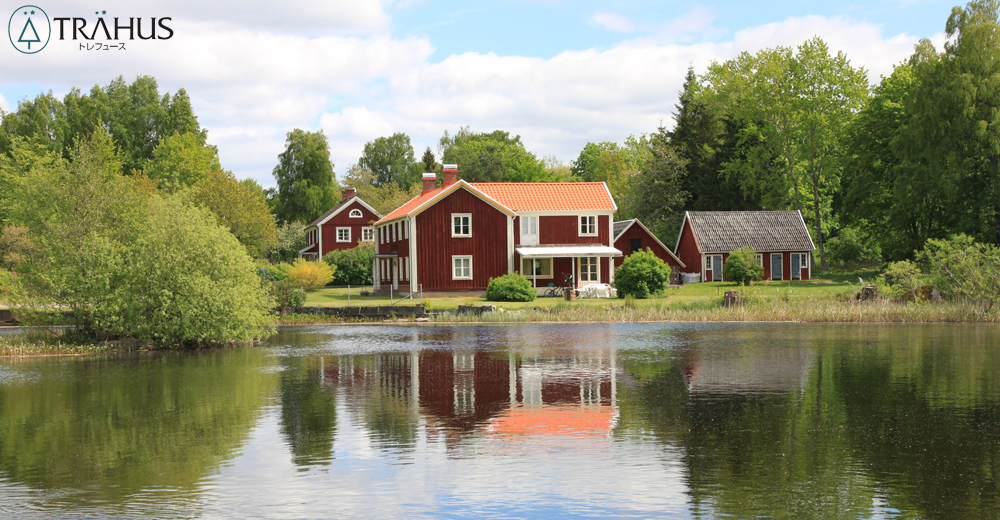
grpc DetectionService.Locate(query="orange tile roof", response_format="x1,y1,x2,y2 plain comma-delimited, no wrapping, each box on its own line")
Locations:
374,181,616,226
485,405,617,437
471,182,616,212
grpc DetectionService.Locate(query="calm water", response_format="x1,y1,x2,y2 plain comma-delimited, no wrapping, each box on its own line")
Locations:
1,323,999,518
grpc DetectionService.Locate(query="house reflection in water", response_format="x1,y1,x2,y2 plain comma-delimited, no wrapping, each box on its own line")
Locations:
319,346,619,447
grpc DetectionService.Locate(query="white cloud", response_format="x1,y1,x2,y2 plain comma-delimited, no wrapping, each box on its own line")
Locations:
0,12,932,187
0,93,8,113
592,13,639,32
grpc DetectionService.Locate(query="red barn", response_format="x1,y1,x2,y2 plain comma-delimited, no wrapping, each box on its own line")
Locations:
299,188,381,260
612,219,685,281
373,165,621,293
674,211,815,282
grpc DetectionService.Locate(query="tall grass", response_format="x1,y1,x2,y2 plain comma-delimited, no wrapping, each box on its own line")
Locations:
430,300,999,324
0,332,122,356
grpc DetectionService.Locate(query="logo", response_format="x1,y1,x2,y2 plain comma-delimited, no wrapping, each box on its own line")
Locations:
8,5,50,54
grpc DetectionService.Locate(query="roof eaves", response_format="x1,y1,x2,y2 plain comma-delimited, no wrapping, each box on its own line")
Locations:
613,219,635,242
798,210,817,251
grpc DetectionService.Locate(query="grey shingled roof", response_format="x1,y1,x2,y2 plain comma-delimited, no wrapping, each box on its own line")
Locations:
686,211,815,253
613,219,634,240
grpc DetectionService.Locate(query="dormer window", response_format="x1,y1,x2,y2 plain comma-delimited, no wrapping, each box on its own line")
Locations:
349,209,363,218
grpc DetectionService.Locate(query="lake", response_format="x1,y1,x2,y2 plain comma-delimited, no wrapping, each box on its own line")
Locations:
1,323,999,518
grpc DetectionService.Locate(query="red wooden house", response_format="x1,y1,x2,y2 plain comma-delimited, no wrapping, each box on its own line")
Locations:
372,165,621,293
612,219,685,278
675,211,815,282
299,188,381,260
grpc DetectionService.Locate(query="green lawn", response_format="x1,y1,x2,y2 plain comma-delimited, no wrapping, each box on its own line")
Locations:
303,271,864,310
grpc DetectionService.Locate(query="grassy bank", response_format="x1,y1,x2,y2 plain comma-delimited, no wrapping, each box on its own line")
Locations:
0,333,125,357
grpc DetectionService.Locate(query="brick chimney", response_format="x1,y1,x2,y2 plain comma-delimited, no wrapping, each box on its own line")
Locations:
341,187,356,202
421,172,437,193
442,164,458,187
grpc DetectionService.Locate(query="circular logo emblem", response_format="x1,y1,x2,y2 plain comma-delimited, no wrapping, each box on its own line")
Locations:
8,6,50,54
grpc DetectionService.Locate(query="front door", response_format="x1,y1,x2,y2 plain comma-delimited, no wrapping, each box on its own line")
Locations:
712,255,723,281
771,253,783,280
630,238,642,255
791,253,801,280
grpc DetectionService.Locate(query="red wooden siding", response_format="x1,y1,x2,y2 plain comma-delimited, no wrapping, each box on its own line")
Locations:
538,215,608,245
676,219,702,273
415,188,509,290
613,224,681,268
316,200,379,256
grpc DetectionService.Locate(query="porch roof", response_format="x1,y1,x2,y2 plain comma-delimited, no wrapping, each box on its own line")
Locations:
516,245,622,258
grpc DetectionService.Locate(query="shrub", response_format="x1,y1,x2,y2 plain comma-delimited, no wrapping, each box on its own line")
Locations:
287,258,335,288
615,249,669,299
878,260,922,298
323,242,375,286
826,226,882,269
268,278,306,310
486,273,536,302
723,247,764,285
919,234,1000,310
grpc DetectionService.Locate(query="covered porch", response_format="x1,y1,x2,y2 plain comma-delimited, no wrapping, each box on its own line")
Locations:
516,245,622,296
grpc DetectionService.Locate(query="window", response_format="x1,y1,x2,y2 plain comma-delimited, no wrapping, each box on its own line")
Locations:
379,227,384,244
580,257,599,282
349,209,363,218
452,214,471,237
403,221,408,239
521,216,537,235
521,257,552,278
452,256,472,279
392,223,397,242
362,227,374,242
336,227,351,243
755,253,763,267
579,215,597,236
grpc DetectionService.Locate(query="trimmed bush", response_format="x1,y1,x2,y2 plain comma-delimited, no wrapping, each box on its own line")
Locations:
724,247,764,285
287,258,335,288
486,273,536,302
615,249,669,298
323,242,375,285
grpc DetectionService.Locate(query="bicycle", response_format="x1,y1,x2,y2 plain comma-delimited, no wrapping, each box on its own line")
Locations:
542,285,563,298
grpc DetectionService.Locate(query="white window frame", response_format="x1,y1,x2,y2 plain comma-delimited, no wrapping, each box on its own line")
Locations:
521,216,538,235
452,213,472,238
379,227,384,244
392,223,397,242
403,221,408,239
452,256,473,280
349,209,363,218
579,215,598,237
521,257,553,279
336,227,351,243
755,253,763,267
579,256,600,283
362,227,374,242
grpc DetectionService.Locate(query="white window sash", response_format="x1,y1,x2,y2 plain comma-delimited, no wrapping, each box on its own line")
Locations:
452,214,472,237
336,227,351,243
349,209,362,218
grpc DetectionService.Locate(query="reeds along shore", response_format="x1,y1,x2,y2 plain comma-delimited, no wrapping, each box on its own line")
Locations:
427,300,1000,323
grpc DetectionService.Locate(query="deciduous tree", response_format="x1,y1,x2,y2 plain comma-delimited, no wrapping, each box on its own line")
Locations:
271,129,339,223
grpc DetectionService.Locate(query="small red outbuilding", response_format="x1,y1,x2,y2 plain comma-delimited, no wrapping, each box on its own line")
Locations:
612,219,685,282
674,211,816,282
298,188,381,260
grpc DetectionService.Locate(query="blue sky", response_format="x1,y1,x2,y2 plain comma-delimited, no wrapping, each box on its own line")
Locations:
0,0,951,187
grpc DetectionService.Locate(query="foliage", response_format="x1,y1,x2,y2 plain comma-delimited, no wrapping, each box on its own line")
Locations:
269,277,306,309
266,221,308,263
894,1,1000,246
420,146,438,173
0,76,204,173
669,67,761,213
825,227,883,269
287,258,335,288
877,260,923,298
572,136,652,215
704,37,869,270
624,129,688,244
615,249,671,299
189,169,277,257
271,129,340,223
7,129,274,346
145,132,221,193
359,132,419,190
324,242,375,286
724,247,765,284
919,234,1000,310
0,225,34,270
486,272,536,302
439,127,552,182
342,165,422,215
